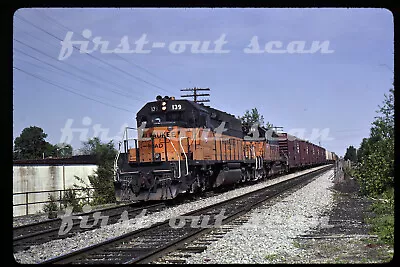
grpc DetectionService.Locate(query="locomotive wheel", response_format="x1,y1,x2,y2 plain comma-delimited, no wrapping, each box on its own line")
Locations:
189,174,200,194
246,169,252,182
189,183,196,194
199,175,206,192
240,169,247,183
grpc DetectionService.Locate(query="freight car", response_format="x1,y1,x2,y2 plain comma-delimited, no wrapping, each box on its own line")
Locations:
277,133,327,169
113,96,335,202
325,150,338,163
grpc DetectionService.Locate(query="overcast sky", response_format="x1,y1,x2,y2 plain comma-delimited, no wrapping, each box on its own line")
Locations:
13,8,394,156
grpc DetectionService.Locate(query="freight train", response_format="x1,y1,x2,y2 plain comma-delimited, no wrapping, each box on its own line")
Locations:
113,95,338,202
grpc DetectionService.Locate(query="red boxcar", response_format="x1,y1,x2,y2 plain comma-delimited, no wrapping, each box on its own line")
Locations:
309,143,315,164
278,133,327,169
299,140,306,166
278,133,303,168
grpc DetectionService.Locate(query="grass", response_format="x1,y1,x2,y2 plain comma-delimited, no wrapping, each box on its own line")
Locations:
292,240,303,249
343,165,355,179
333,256,348,264
264,253,279,261
365,189,394,247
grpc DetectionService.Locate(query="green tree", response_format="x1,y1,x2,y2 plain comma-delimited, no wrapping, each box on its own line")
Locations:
344,145,357,162
42,194,60,219
356,138,371,163
238,108,273,128
352,88,394,246
14,126,54,160
45,143,57,158
61,188,83,212
355,88,394,196
79,137,117,204
54,143,73,158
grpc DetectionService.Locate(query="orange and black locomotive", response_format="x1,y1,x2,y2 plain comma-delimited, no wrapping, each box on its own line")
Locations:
113,95,332,202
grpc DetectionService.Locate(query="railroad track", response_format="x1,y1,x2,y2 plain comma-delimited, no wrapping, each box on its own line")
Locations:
13,168,303,253
40,165,332,264
13,202,166,252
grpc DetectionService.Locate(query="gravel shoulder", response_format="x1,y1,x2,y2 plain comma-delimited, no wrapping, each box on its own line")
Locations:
283,174,393,264
183,168,336,264
169,169,393,264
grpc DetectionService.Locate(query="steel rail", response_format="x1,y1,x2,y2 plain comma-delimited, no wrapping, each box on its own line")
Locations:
39,165,332,264
13,202,165,252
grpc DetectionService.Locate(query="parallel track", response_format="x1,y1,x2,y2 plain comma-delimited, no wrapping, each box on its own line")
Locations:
13,202,166,252
40,165,332,264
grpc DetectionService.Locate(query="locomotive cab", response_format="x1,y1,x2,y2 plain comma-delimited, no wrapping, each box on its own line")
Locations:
137,96,208,129
114,96,217,201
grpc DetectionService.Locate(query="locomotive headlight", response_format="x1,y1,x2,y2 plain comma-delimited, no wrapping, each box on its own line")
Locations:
154,153,161,161
162,101,167,106
162,106,167,111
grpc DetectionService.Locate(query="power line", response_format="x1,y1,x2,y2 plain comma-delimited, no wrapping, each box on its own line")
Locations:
36,9,178,91
13,66,134,113
13,37,146,102
14,46,143,103
14,56,138,112
15,14,174,96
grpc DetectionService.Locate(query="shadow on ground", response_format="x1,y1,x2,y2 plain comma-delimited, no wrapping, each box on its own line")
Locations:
281,174,393,264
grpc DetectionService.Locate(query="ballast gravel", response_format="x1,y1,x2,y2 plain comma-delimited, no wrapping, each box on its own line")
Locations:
13,213,51,228
13,165,329,264
13,202,121,228
185,169,335,264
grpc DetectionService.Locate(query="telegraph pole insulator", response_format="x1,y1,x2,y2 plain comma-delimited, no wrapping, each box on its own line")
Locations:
180,87,210,103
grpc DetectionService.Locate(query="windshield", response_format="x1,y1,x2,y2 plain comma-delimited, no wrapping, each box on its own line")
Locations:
138,112,188,127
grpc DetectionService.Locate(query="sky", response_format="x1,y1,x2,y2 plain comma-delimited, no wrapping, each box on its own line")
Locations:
13,8,394,157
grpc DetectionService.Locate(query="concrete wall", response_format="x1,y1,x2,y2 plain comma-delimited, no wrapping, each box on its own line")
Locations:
13,164,97,217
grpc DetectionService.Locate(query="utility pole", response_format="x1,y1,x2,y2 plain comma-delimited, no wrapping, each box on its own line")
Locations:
180,87,210,103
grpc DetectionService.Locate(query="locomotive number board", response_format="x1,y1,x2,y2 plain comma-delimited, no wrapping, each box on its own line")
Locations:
150,102,185,112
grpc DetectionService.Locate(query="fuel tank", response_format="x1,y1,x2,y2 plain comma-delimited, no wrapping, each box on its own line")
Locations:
213,163,242,187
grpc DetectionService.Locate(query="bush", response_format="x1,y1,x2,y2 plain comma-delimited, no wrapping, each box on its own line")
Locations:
352,88,394,247
354,88,394,197
42,194,60,219
61,188,83,212
79,137,117,206
354,139,393,197
88,171,116,206
366,189,394,245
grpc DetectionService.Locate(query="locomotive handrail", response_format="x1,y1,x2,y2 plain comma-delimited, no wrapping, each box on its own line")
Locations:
179,136,189,176
113,133,125,181
166,136,181,179
114,126,140,181
251,145,256,160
